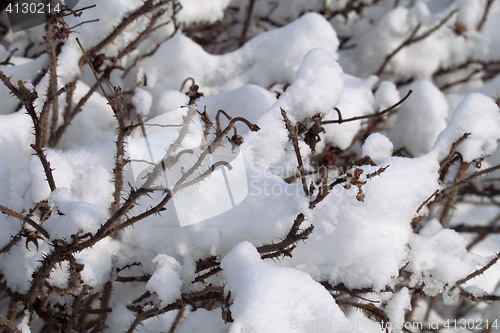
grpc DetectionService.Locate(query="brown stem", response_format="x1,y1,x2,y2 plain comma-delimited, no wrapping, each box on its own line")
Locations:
281,108,309,196
477,0,495,31
44,18,59,148
452,252,500,291
0,204,50,239
51,80,101,147
30,144,57,192
0,317,23,333
376,10,457,76
168,306,185,333
438,133,470,182
65,285,89,333
110,87,127,216
239,0,256,46
424,163,500,213
439,161,469,227
321,90,412,125
79,0,173,68
466,212,500,250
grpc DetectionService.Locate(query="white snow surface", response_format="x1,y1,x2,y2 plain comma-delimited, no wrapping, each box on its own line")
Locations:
221,241,356,333
385,288,411,332
142,12,339,96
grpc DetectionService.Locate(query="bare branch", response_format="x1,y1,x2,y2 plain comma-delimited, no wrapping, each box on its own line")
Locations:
281,108,309,196
0,316,23,333
0,204,50,239
477,0,495,31
322,90,412,125
376,10,457,76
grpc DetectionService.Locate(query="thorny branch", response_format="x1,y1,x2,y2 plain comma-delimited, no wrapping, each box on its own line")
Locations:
281,108,309,196
0,70,59,192
452,252,500,293
417,163,500,216
194,213,313,283
0,205,49,239
1,1,499,332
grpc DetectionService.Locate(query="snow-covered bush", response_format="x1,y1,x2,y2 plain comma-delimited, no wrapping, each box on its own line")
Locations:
0,0,499,332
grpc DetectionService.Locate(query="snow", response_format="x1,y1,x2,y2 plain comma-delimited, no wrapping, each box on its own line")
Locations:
149,89,189,120
220,241,355,333
407,226,487,293
280,48,344,121
431,92,500,162
291,153,441,291
133,87,153,117
385,288,411,332
146,254,183,307
118,160,308,268
44,189,109,239
0,54,48,115
456,0,483,29
374,81,400,111
197,84,276,132
142,12,339,96
17,312,31,333
352,7,414,77
76,238,120,288
389,80,448,156
176,308,226,333
243,48,344,169
176,0,231,24
323,75,376,150
362,133,394,164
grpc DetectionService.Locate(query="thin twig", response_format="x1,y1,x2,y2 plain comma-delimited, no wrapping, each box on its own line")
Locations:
79,0,173,68
52,79,102,147
466,212,500,250
438,133,470,182
65,285,89,333
459,287,500,302
321,90,412,125
477,0,495,31
452,252,500,290
0,234,22,254
452,224,500,234
168,306,185,333
444,163,500,195
257,213,313,259
239,0,256,46
0,317,23,333
75,38,113,106
440,162,469,226
376,10,457,76
98,281,113,331
0,204,50,239
281,108,309,196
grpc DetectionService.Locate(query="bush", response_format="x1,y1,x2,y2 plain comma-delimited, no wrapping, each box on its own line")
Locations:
0,1,499,332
